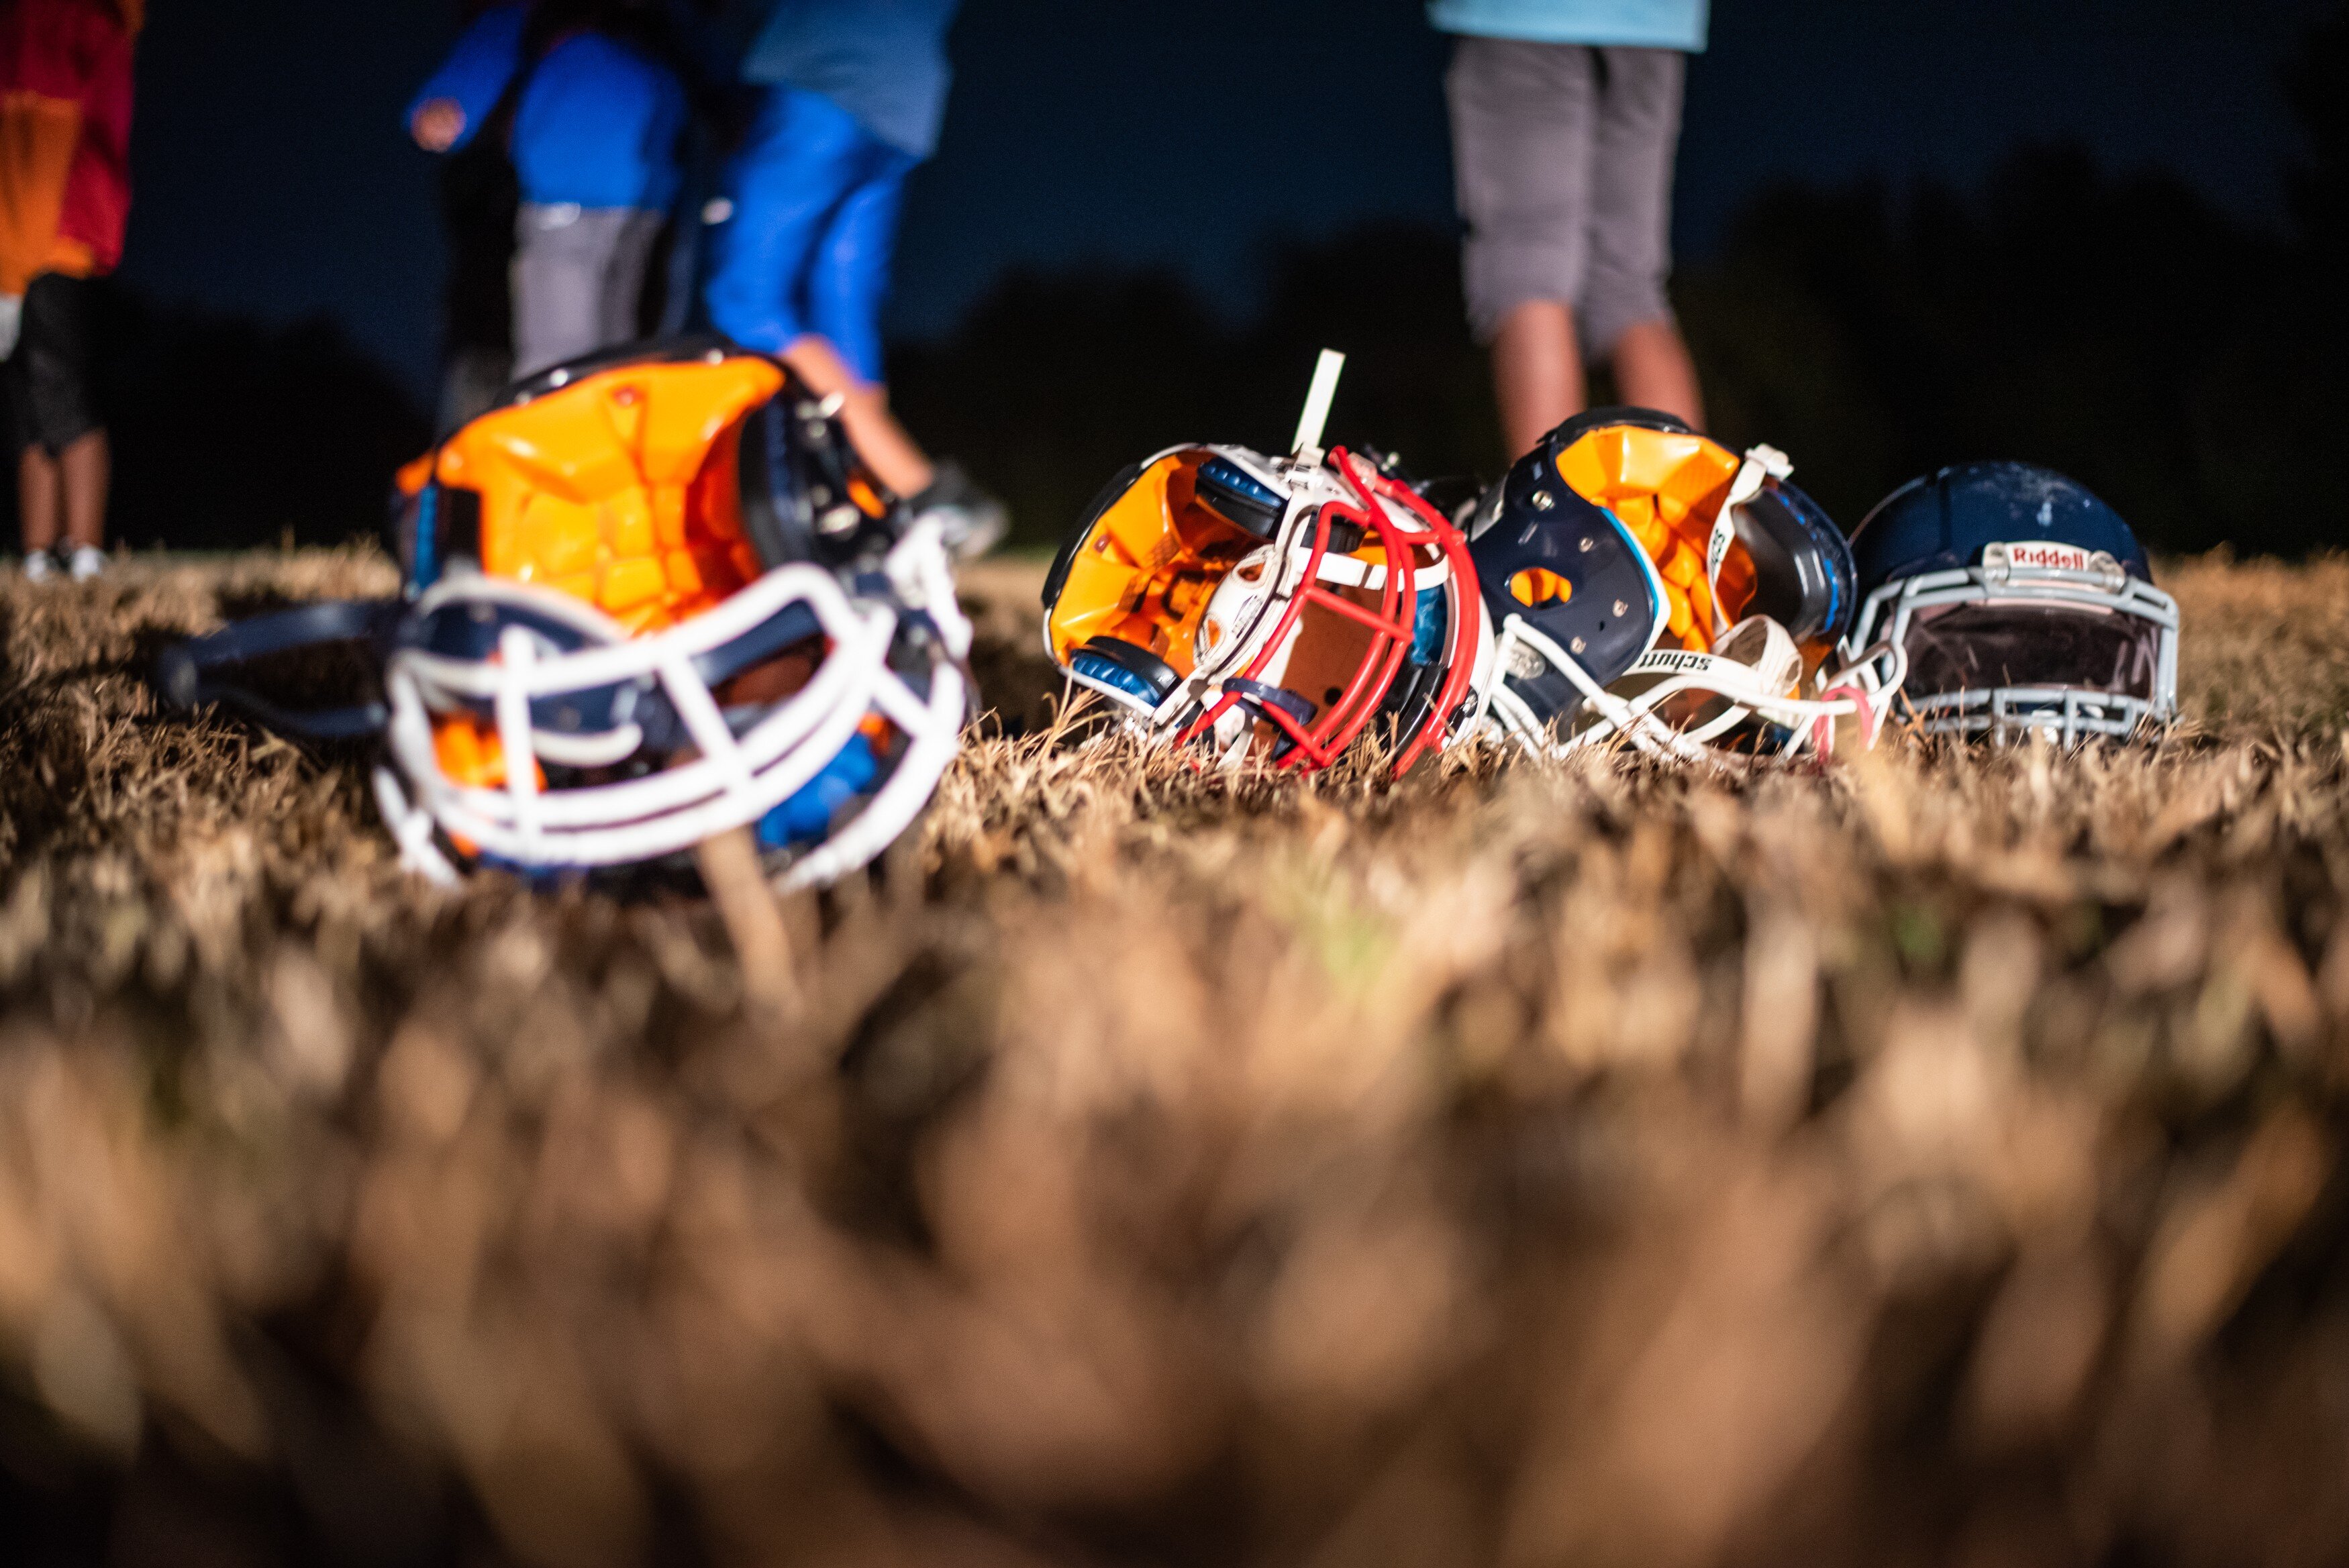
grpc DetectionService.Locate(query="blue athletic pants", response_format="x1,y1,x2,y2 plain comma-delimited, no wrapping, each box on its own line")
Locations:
703,86,916,386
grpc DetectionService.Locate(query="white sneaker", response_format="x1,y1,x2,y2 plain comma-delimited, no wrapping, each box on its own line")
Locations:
21,550,55,583
68,546,105,581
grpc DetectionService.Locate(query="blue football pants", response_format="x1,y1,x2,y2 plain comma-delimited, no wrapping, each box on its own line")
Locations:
704,86,916,387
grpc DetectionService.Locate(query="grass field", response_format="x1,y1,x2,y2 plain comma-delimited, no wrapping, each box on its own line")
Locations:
1,548,2348,1566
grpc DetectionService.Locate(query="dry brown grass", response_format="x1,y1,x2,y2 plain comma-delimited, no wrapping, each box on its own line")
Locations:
0,548,2346,1566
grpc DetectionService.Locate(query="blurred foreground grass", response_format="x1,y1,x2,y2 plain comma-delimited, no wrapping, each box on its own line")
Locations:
0,550,2345,1566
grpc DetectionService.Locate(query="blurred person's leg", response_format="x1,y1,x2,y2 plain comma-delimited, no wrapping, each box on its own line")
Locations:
707,87,938,499
512,203,591,376
1611,319,1703,429
1582,48,1705,431
791,144,1007,552
774,336,928,496
1491,301,1584,460
7,339,54,562
13,276,106,570
797,148,935,497
512,204,652,377
705,87,856,358
17,445,59,557
785,322,1004,552
1448,37,1597,458
59,429,107,557
802,150,909,393
595,209,667,350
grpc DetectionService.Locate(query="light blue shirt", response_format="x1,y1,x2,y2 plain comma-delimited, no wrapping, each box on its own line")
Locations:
741,0,961,159
1426,0,1709,52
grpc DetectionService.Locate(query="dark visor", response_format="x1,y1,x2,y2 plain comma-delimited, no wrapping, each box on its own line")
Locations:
1902,605,2162,703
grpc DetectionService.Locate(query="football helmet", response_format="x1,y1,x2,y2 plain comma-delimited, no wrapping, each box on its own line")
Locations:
1841,462,2179,743
1042,442,1490,774
1464,408,1901,762
164,340,970,890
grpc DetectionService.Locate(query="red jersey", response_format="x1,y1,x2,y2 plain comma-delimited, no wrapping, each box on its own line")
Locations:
0,0,136,291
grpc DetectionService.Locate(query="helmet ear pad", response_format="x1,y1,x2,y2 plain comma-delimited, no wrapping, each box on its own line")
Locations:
1470,464,1664,724
1370,582,1460,754
1732,480,1856,646
1070,636,1181,708
737,397,817,568
736,386,894,571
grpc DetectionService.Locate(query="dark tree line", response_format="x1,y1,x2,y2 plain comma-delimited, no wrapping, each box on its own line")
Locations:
906,118,2348,558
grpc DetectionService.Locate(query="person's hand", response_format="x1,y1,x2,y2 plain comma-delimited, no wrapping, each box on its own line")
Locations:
411,98,466,152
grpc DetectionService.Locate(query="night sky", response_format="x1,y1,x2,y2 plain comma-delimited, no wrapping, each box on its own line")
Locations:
115,0,2332,402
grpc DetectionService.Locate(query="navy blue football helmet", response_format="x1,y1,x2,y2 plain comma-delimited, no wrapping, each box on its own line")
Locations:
1462,456,1670,747
1841,463,2179,743
1463,409,1896,763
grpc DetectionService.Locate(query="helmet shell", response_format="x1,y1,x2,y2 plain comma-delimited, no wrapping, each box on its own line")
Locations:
1545,405,1696,448
1468,434,1668,728
403,341,899,624
1850,462,2154,592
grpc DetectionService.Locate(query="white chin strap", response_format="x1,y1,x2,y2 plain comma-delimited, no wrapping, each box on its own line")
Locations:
1481,613,1907,767
377,525,970,889
1701,443,1793,640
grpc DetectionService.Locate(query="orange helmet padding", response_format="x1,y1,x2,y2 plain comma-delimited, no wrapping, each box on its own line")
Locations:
1554,426,1758,653
431,715,547,792
1045,452,1260,676
430,358,785,635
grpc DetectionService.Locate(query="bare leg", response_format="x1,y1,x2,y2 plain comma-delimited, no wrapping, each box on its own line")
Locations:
781,335,934,499
1609,318,1706,431
59,429,107,549
1491,299,1586,460
19,445,60,554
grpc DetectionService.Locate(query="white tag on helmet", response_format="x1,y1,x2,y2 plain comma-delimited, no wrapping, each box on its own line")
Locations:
1703,512,1735,639
1708,446,1792,639
1992,540,2091,572
1624,617,1801,701
1983,540,2126,587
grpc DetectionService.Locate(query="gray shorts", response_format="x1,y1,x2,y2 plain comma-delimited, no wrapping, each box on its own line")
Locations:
511,204,666,378
1446,39,1685,354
